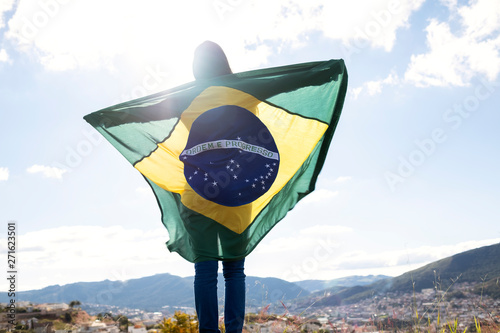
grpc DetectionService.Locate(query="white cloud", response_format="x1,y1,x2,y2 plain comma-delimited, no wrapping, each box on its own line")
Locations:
351,0,500,92
333,238,500,271
405,0,500,87
0,48,9,63
26,164,67,179
334,176,352,183
302,189,338,204
459,0,500,41
4,1,277,75
0,0,15,29
350,72,400,98
299,224,353,237
439,0,457,10
315,175,351,187
350,87,363,100
0,225,192,291
317,0,425,53
0,167,9,181
4,0,425,77
254,224,353,255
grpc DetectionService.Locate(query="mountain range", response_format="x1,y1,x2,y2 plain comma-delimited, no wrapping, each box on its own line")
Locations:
312,242,500,307
7,274,386,312
6,242,500,312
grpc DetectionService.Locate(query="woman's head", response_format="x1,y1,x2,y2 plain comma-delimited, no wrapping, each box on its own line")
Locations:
193,41,232,80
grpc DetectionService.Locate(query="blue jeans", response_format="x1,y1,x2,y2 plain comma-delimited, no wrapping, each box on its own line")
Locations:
194,259,245,333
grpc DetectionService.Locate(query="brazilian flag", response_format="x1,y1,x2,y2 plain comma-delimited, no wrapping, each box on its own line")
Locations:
84,59,348,263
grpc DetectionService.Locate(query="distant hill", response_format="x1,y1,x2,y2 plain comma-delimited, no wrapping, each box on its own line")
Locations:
5,274,388,312
385,242,500,293
12,274,194,311
6,243,499,312
314,242,500,306
295,275,390,293
7,273,308,312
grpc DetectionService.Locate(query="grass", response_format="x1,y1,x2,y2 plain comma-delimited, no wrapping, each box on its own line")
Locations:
241,275,500,333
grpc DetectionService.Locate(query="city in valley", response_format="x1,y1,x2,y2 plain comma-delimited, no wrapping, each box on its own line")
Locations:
1,282,499,333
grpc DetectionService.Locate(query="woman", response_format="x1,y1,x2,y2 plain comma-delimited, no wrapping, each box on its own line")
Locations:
192,40,246,333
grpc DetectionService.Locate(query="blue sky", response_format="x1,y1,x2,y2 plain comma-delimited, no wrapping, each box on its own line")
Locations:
1,0,499,292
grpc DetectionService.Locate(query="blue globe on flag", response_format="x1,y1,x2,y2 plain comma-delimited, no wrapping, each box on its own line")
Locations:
180,105,280,207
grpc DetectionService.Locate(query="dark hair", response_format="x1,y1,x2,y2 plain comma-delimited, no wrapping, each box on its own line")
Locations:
193,41,233,80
